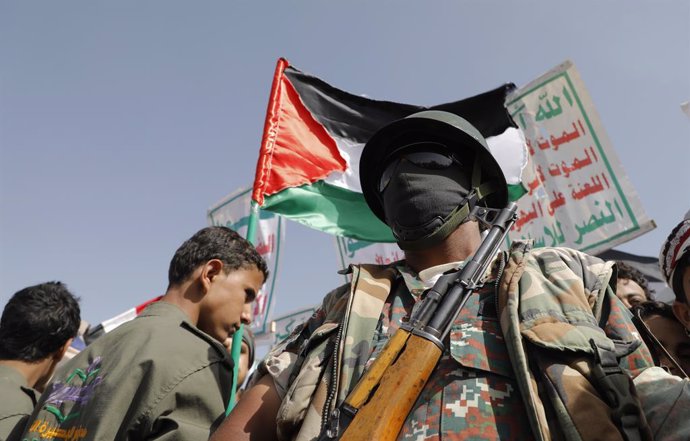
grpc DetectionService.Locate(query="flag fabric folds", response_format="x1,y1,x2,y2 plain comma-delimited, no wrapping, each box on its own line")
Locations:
83,296,162,343
252,58,527,242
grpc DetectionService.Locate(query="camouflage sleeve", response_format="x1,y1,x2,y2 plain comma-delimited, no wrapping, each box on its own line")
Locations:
557,246,655,374
562,247,656,374
254,283,351,400
528,246,654,374
600,284,655,375
633,366,690,440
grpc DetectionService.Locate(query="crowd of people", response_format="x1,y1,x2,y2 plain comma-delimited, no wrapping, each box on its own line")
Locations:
1,111,689,440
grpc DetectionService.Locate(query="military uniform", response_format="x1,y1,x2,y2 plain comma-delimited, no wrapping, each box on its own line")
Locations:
0,365,37,441
257,244,655,441
633,366,690,439
21,301,233,441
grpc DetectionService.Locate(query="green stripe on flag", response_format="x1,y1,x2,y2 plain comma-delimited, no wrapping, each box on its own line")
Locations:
507,183,528,202
261,181,396,242
263,181,528,242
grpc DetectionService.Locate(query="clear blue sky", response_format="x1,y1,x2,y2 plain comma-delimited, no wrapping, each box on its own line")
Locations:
1,1,689,326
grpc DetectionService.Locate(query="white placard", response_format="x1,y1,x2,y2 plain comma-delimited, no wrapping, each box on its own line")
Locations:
208,188,285,338
506,60,655,253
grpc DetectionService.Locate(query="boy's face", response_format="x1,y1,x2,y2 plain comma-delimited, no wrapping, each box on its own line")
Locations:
644,314,690,377
241,302,254,325
238,342,250,385
222,338,252,386
197,266,264,343
616,278,647,309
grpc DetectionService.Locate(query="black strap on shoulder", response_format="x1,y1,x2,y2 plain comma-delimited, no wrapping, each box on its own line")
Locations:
588,339,650,441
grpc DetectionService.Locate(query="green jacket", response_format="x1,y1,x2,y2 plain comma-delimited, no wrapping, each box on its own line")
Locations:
21,301,233,441
0,365,37,441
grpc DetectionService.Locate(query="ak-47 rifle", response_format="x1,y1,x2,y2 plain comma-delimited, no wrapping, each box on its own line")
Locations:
320,202,518,441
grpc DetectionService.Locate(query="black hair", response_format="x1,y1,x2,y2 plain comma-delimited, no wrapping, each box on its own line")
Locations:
168,226,268,287
672,252,690,304
0,281,81,361
631,300,676,321
615,260,653,298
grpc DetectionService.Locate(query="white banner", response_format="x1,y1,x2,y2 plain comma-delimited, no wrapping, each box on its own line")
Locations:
269,306,317,346
208,188,285,339
506,60,655,254
335,237,404,280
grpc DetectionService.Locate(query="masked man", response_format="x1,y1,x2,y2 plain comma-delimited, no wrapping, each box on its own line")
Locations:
214,111,685,441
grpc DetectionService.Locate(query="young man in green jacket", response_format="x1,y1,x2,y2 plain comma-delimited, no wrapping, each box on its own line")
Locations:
0,281,80,441
22,226,267,440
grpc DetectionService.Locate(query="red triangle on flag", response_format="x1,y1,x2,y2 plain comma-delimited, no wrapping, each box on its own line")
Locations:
252,58,347,206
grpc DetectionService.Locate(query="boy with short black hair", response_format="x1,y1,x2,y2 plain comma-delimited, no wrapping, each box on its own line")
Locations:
0,281,80,440
22,226,267,440
615,260,653,309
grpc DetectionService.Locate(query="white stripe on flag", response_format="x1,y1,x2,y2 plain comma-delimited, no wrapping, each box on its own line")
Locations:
323,136,364,192
322,127,527,193
101,308,138,333
486,127,528,186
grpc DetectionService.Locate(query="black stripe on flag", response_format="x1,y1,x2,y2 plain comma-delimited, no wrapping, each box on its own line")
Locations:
284,65,517,144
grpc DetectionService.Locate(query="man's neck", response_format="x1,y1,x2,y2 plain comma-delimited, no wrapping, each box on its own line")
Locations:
404,221,481,274
161,281,202,327
0,358,52,389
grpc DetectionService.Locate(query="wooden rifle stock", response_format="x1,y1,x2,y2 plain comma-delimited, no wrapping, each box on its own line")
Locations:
339,330,442,441
327,204,518,441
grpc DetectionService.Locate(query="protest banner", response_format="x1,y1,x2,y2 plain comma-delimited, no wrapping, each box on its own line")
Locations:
268,306,317,346
208,187,285,340
505,60,655,253
335,237,403,281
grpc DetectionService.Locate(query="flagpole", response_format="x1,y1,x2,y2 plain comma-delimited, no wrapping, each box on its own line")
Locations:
246,200,260,245
225,199,261,415
225,323,244,416
226,58,286,414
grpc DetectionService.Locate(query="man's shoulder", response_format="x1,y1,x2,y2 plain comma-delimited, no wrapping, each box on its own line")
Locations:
505,243,615,316
321,262,400,321
113,302,225,356
512,243,610,278
513,242,602,262
0,377,34,441
23,307,231,441
0,377,34,418
63,304,229,386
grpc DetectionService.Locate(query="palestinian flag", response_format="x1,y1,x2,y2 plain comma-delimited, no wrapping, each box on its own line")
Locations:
252,58,527,242
83,296,162,343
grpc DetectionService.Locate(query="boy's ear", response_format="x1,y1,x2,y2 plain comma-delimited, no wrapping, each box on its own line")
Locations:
200,259,224,293
672,301,690,330
54,338,73,361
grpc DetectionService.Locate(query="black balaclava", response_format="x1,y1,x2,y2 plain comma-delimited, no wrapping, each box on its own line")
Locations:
381,155,472,247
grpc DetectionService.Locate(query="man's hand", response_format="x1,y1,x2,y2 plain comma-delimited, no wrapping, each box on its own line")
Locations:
210,374,281,441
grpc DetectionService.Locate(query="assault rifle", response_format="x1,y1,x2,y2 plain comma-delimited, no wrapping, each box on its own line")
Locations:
321,202,518,441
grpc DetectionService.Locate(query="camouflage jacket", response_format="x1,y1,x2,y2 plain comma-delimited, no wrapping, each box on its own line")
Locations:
257,243,657,441
496,242,653,441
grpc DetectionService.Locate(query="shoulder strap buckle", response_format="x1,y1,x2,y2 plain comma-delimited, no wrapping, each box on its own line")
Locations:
589,339,648,441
